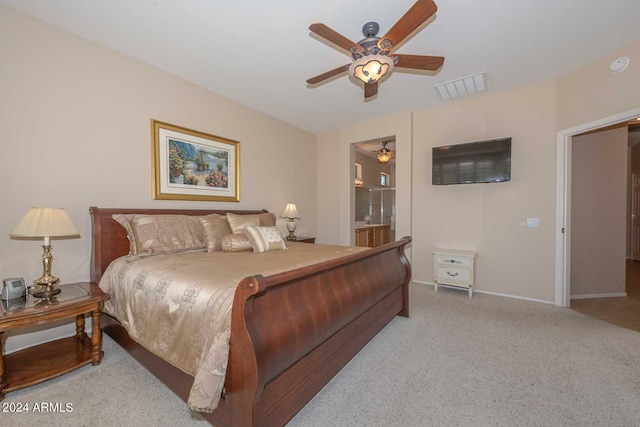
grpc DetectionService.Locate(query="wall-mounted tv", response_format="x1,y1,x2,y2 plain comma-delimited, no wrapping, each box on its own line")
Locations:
432,137,511,185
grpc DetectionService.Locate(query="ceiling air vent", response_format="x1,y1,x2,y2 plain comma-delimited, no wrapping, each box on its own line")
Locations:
434,72,486,101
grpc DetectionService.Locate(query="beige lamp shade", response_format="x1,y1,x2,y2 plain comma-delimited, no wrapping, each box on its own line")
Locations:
10,207,79,298
10,207,80,240
349,55,394,84
280,202,300,219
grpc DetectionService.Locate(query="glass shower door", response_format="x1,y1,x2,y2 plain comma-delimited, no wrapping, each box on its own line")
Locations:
371,188,395,241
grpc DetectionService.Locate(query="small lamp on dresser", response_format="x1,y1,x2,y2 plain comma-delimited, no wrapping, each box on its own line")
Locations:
281,202,301,241
9,207,80,299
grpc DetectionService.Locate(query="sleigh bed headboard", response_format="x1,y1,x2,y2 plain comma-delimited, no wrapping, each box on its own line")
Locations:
89,206,267,283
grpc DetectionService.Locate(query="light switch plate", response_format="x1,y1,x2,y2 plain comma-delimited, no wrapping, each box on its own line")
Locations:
526,217,539,228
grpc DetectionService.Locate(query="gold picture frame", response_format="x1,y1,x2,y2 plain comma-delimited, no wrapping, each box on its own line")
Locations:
151,120,240,202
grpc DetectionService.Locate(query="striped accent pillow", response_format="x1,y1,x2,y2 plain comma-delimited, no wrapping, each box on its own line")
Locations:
199,214,232,252
221,233,252,252
243,226,287,253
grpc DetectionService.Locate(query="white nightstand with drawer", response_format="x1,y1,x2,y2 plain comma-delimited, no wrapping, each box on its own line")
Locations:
433,249,477,298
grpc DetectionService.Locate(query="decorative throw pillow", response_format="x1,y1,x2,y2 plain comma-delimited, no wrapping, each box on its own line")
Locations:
226,212,261,234
221,233,253,252
243,226,287,253
258,212,277,227
128,215,206,256
199,214,232,252
112,214,138,256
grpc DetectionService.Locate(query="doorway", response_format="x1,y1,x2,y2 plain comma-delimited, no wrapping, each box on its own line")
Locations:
569,121,640,332
556,106,640,307
353,139,396,246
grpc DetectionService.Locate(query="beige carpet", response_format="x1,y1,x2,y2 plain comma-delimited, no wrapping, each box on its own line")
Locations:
4,283,640,426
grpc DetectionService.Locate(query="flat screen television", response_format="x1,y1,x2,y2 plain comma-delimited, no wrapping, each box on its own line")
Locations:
432,137,511,185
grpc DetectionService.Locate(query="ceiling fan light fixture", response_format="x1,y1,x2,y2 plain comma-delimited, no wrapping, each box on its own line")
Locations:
349,55,394,84
377,142,393,164
307,1,442,99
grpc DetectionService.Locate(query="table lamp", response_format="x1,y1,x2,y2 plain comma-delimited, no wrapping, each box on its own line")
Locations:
281,202,300,241
10,207,80,299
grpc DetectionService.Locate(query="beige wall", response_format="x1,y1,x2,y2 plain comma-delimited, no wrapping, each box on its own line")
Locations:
318,80,560,302
316,130,340,245
557,39,640,130
318,38,640,303
571,127,628,296
0,6,316,351
354,151,393,189
315,80,559,298
413,81,559,301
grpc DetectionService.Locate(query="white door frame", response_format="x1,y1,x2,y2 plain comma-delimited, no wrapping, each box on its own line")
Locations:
555,107,640,307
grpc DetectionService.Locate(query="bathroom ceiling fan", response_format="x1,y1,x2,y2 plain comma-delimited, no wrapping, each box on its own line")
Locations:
306,0,445,99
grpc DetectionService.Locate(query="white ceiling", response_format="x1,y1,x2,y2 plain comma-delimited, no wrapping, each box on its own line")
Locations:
3,0,640,135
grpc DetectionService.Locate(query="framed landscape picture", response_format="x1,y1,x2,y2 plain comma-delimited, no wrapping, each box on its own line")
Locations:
151,120,240,202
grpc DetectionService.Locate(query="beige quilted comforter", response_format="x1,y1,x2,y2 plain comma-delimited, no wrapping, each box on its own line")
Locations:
98,242,367,412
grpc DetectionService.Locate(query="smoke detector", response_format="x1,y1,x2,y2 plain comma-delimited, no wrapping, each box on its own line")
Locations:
609,57,630,74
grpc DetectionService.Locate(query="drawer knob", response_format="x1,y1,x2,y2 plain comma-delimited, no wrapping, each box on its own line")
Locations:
450,259,455,263
447,271,459,277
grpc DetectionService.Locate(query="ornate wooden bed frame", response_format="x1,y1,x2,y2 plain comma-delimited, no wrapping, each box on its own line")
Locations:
90,207,411,426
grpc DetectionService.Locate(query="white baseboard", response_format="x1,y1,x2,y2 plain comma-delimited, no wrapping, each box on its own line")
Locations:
412,280,438,288
412,280,555,305
570,292,627,299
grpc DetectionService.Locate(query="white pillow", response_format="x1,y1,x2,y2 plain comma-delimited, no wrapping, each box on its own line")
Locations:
243,226,287,253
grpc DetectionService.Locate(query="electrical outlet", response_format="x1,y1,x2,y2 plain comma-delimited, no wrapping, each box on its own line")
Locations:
526,218,539,228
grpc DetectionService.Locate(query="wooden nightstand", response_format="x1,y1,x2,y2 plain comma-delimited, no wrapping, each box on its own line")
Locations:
0,282,108,401
293,237,315,243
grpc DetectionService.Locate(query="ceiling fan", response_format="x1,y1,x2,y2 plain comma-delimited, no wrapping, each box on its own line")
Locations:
306,0,444,99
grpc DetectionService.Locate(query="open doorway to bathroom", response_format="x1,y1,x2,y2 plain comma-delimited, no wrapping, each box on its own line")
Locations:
353,138,396,247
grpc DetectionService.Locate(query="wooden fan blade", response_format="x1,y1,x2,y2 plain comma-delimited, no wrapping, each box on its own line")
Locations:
306,64,349,85
364,82,378,99
309,23,361,54
382,0,437,51
394,54,444,71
